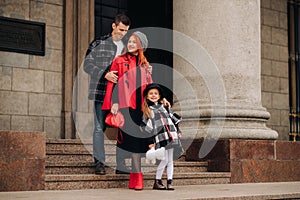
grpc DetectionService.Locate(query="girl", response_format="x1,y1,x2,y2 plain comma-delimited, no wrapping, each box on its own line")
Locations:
142,83,182,190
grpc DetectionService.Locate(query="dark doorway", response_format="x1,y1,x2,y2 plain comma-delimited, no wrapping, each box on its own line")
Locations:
127,0,173,103
94,0,173,103
94,0,129,37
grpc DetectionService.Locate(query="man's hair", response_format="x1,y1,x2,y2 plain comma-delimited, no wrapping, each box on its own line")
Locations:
114,14,131,26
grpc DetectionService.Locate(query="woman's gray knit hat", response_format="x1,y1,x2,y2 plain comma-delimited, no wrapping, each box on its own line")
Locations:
134,31,148,51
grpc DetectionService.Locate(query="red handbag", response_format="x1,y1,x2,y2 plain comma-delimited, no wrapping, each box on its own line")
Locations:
105,112,125,128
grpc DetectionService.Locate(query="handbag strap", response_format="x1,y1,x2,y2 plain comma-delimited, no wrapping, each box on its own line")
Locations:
160,113,174,142
116,130,123,144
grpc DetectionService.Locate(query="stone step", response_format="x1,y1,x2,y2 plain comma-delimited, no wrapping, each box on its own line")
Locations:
45,138,231,191
46,139,116,153
46,153,143,164
45,172,231,190
46,138,187,164
46,154,94,163
46,148,116,156
46,138,92,145
45,161,208,174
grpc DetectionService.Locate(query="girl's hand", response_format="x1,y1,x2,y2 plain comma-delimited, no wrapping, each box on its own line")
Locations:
148,144,154,149
178,133,182,138
162,98,171,108
111,103,119,115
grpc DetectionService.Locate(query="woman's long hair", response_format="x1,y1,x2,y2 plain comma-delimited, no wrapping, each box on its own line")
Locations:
123,33,149,67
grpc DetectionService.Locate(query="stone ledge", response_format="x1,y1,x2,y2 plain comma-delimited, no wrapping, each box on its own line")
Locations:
0,131,46,191
185,138,300,183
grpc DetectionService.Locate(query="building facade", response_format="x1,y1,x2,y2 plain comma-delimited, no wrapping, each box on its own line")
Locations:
0,0,291,141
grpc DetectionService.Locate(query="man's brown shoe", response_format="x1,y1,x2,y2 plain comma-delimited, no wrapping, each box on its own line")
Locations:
95,163,106,175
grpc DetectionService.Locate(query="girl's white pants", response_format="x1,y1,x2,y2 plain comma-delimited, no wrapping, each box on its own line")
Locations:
156,148,174,180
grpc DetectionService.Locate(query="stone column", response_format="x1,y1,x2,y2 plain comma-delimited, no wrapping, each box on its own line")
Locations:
173,0,278,139
64,0,94,139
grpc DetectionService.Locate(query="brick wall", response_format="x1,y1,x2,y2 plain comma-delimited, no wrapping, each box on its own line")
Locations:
0,0,64,138
261,0,289,140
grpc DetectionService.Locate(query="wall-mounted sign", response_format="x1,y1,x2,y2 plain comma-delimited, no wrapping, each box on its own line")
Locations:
0,16,45,56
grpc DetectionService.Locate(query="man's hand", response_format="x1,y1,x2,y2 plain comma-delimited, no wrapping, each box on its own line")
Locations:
105,71,118,83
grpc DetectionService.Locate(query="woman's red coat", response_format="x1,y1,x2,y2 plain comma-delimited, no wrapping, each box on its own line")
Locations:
102,53,152,110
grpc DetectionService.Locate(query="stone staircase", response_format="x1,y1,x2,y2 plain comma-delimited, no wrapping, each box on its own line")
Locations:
45,139,231,190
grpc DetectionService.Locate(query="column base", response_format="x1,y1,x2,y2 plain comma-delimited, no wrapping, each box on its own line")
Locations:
178,104,278,140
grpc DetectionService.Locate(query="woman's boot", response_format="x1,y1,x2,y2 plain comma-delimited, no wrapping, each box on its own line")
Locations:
167,179,175,190
153,179,166,190
134,172,144,190
128,172,136,189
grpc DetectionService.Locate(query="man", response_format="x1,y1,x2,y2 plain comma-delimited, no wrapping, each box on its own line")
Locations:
83,14,131,175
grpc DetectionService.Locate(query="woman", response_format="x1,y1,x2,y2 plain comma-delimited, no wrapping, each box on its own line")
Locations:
102,31,152,190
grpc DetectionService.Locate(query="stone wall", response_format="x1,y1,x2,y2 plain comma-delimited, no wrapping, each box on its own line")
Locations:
261,0,289,140
0,0,64,138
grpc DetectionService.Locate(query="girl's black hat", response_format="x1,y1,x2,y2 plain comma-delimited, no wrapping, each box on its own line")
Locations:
143,83,164,99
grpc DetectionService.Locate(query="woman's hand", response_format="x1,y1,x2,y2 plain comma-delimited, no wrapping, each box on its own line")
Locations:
147,65,153,74
178,133,182,138
148,144,155,149
111,103,119,115
105,71,118,83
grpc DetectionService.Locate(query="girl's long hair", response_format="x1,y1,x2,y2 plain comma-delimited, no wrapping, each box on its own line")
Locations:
125,33,151,118
142,99,152,119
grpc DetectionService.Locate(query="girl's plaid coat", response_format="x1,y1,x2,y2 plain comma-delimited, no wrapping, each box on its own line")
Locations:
142,103,182,149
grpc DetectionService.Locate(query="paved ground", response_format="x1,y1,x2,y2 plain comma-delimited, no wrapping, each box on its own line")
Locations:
1,182,300,200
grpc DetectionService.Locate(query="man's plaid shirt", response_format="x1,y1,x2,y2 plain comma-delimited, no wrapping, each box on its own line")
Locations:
83,34,118,102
